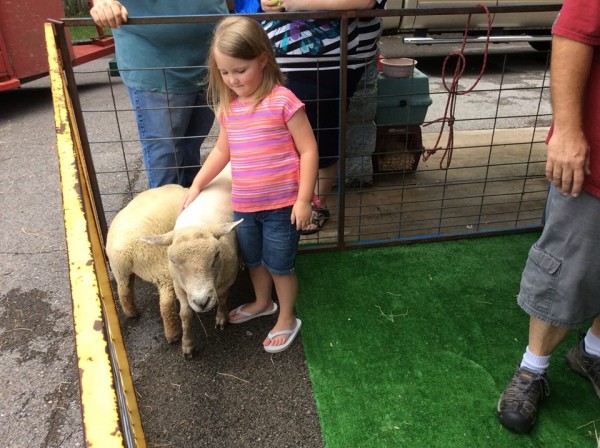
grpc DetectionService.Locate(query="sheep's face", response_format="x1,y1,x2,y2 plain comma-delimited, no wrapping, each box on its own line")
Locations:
168,228,224,313
141,220,242,313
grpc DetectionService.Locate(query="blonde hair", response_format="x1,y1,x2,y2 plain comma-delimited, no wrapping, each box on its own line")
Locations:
206,16,285,118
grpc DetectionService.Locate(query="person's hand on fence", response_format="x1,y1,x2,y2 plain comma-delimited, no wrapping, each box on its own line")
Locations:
261,0,285,12
90,0,129,29
546,127,591,197
262,0,375,12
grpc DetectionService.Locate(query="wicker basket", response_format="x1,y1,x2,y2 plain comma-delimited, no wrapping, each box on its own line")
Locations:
373,125,423,173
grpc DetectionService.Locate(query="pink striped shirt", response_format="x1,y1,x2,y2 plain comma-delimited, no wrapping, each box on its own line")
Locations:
220,85,305,212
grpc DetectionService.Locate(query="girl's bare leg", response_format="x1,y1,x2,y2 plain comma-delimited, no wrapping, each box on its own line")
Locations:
228,265,275,321
263,272,298,347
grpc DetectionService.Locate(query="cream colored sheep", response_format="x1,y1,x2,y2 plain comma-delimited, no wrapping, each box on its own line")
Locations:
106,184,187,344
106,166,241,358
141,165,241,358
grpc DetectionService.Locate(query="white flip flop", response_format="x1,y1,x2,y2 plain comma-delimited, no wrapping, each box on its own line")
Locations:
228,302,278,324
264,318,302,354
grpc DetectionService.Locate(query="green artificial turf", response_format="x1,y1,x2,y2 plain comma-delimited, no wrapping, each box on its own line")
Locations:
68,26,111,42
296,233,600,448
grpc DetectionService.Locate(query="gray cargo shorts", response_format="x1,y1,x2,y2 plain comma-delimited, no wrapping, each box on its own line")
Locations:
517,185,600,328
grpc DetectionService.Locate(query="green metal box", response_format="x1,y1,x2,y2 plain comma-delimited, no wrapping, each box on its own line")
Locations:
375,68,432,126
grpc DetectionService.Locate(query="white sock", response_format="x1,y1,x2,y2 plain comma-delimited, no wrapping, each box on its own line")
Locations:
584,329,600,357
520,345,551,374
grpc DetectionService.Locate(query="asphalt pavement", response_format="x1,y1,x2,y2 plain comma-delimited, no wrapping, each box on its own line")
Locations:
1,78,83,446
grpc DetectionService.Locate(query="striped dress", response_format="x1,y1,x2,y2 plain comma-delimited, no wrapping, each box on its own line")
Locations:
261,1,387,72
220,85,305,213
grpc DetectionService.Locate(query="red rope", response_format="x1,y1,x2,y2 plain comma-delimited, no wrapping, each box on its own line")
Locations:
422,4,491,169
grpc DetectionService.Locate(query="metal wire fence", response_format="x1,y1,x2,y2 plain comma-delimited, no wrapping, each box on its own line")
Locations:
55,5,558,253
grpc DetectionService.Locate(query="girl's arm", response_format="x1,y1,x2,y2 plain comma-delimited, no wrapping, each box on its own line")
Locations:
262,0,375,12
179,129,231,213
286,109,319,229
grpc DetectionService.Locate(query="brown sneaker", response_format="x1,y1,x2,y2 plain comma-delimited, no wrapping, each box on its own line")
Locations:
497,367,550,433
566,335,600,399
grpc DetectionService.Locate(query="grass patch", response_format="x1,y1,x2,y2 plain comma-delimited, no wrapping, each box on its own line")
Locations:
69,26,111,42
296,233,600,447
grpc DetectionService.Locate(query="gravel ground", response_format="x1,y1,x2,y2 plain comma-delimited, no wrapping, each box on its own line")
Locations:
120,272,324,448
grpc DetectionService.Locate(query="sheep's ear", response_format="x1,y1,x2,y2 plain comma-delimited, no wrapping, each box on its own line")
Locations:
139,231,174,247
213,219,243,238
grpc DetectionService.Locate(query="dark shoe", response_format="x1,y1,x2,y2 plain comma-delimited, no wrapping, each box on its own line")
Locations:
497,366,550,433
299,205,330,235
566,335,600,398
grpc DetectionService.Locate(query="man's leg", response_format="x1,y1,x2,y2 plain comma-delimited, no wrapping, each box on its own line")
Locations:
528,316,570,356
175,92,215,188
128,88,211,188
498,187,600,433
566,314,600,398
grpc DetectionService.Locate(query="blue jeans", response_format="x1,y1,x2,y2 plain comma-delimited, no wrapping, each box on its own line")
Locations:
233,207,300,276
127,87,215,188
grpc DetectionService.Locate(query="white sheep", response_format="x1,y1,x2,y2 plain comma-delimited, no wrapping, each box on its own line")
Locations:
106,166,241,358
141,165,241,358
106,184,187,345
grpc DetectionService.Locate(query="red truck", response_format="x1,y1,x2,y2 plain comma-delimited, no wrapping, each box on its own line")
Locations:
0,0,114,92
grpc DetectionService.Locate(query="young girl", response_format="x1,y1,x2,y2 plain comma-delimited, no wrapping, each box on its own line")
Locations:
180,16,318,353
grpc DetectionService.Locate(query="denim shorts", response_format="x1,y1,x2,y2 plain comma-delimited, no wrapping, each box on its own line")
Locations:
233,206,300,276
517,185,600,328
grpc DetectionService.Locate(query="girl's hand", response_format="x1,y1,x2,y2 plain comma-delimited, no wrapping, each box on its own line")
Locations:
178,186,201,215
261,0,285,12
291,199,312,231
